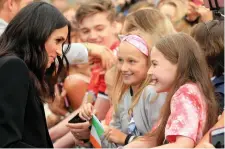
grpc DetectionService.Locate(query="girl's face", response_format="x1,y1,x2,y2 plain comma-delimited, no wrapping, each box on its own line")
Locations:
148,47,177,93
117,41,149,87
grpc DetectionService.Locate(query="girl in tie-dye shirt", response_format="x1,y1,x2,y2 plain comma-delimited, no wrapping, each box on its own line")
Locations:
147,33,219,148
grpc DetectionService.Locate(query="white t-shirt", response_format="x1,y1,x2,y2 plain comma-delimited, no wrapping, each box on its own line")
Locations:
63,43,89,65
0,18,8,36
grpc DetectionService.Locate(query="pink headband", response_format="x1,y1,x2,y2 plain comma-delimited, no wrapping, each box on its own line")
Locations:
120,35,149,56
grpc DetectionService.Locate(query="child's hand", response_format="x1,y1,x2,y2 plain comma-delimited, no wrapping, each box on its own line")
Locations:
86,43,116,70
104,127,127,145
186,1,200,21
102,123,109,131
79,103,96,121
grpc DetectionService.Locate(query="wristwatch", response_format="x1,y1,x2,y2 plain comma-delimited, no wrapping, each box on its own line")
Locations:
124,135,138,145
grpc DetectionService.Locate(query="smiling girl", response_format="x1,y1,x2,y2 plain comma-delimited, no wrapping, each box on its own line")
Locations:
148,33,219,148
99,34,166,148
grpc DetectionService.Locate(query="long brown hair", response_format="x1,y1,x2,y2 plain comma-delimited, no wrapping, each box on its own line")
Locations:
191,20,224,77
149,33,219,145
0,2,71,101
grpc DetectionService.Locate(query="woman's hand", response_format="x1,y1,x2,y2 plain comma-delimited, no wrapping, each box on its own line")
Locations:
67,121,91,140
104,127,127,145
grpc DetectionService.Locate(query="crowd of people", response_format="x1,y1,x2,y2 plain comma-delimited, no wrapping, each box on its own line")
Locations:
0,0,224,148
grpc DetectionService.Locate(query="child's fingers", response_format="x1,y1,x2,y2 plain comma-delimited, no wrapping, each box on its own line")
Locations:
79,108,90,121
104,128,112,141
83,110,92,120
79,110,87,121
86,103,93,116
81,104,93,120
79,106,89,120
92,109,97,115
103,124,109,131
189,2,198,9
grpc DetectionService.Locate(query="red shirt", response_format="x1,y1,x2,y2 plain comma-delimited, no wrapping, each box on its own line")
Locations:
87,41,120,99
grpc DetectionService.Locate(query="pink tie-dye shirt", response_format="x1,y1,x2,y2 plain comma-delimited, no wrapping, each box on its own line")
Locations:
165,83,207,144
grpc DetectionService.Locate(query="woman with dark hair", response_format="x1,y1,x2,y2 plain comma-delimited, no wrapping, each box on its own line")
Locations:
0,2,71,147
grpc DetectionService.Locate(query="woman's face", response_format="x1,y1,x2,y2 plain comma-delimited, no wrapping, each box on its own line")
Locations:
45,26,68,68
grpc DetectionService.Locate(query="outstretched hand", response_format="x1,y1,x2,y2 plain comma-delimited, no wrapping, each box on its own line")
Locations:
87,43,116,70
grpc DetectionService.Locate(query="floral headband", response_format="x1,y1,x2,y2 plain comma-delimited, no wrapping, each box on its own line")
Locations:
120,34,149,56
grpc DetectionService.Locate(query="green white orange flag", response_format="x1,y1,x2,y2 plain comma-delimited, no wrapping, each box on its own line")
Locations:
90,115,104,148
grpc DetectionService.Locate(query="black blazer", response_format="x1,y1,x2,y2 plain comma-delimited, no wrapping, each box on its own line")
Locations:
0,55,53,148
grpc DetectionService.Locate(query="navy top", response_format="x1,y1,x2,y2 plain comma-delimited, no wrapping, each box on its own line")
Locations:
212,75,224,113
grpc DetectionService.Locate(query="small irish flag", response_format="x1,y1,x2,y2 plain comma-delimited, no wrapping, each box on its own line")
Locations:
90,115,104,148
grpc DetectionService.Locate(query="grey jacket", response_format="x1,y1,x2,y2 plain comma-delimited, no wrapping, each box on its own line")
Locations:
101,85,166,148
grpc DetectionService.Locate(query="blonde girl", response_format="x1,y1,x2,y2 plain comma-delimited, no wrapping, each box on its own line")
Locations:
100,34,166,148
